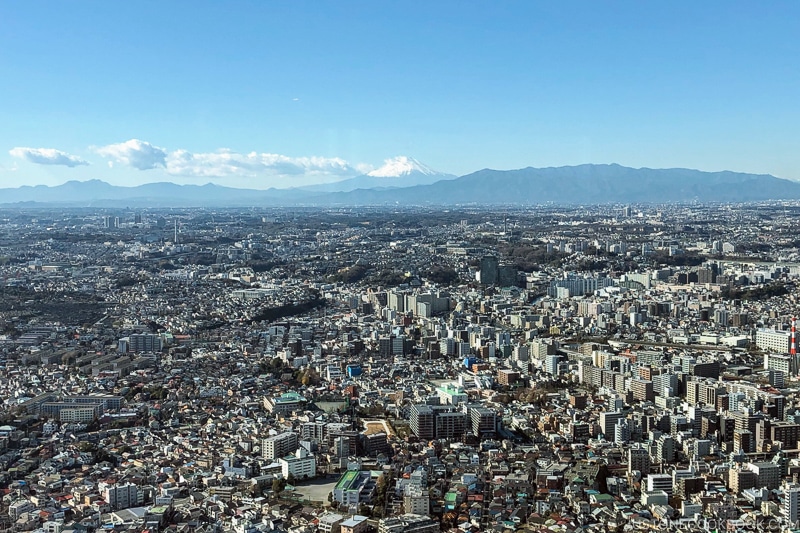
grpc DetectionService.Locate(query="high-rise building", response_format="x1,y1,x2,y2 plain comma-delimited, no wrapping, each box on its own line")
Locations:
545,354,560,376
387,290,406,312
734,429,754,454
614,419,631,444
652,373,678,397
755,329,792,354
691,360,721,378
785,483,800,527
497,265,519,287
628,444,651,475
697,268,714,284
656,434,676,464
748,462,780,490
765,353,794,375
676,477,705,500
328,429,360,457
262,432,299,460
728,468,756,495
127,333,163,353
301,421,326,442
469,406,496,438
102,482,139,510
435,410,467,439
530,339,556,359
410,404,435,440
769,369,786,388
279,447,316,480
647,473,673,496
479,256,499,286
599,411,624,439
771,422,800,449
631,379,654,402
362,432,390,457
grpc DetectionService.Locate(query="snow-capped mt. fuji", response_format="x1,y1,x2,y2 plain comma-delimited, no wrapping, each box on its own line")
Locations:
301,155,455,192
367,156,439,177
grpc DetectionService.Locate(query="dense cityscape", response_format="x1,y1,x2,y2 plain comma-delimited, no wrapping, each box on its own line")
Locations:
2,203,800,532
4,0,799,531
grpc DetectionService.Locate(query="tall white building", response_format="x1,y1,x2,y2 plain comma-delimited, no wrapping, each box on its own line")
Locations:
102,482,139,510
764,353,794,375
279,447,316,480
545,355,560,376
785,483,800,527
262,432,299,460
755,329,792,354
8,500,35,521
656,434,676,464
614,419,631,445
647,473,673,496
652,373,678,397
404,486,430,516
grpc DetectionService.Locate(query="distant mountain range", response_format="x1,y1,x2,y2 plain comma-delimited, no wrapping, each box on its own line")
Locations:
327,164,800,205
2,163,799,207
0,180,301,207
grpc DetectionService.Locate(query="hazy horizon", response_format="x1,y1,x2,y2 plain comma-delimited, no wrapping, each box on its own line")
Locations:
1,161,796,193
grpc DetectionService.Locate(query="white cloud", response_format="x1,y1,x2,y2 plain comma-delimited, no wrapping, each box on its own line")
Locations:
94,139,167,170
355,162,375,174
164,149,359,180
9,147,89,167
92,139,360,183
87,138,381,187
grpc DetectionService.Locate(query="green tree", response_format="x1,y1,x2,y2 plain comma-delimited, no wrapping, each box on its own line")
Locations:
77,441,96,453
272,478,286,494
425,265,459,285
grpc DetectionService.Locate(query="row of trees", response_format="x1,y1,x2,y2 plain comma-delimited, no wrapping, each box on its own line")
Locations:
248,296,327,324
721,282,790,301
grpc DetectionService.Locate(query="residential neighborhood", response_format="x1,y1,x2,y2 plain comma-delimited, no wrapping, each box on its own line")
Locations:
2,203,800,532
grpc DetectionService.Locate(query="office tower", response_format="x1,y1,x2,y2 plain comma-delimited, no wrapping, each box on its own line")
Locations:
785,484,800,527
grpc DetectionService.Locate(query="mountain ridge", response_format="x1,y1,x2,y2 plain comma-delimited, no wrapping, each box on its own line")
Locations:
1,164,798,206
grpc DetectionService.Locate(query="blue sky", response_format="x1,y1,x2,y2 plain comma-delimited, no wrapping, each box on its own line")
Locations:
1,1,798,188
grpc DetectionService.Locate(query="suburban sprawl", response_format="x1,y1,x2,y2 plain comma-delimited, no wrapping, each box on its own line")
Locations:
5,203,800,533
